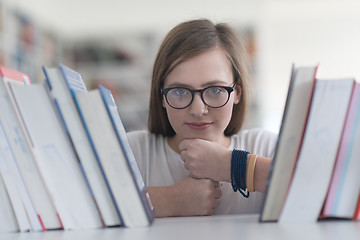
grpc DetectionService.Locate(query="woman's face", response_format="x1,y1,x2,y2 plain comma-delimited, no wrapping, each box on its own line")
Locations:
163,47,241,149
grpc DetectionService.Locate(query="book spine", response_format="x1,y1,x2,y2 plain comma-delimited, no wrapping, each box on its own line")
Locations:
59,64,87,92
72,92,124,226
99,86,154,224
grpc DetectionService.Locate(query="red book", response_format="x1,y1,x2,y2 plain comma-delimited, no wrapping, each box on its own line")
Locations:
353,194,360,220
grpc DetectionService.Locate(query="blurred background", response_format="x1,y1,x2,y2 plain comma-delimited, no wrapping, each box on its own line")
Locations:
1,0,360,133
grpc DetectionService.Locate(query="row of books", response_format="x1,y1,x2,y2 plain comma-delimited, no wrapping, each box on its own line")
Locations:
0,64,154,233
1,62,359,233
260,65,360,222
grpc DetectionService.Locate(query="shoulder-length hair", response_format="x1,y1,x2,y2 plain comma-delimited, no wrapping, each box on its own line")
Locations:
148,19,251,137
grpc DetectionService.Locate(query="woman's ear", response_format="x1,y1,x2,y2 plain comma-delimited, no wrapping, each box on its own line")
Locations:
234,83,242,105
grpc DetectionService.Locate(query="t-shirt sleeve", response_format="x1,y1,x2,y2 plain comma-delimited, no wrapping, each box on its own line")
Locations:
235,128,278,158
253,129,278,158
127,130,149,180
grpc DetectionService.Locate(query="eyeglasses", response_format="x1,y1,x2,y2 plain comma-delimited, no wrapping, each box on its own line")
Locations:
161,83,236,109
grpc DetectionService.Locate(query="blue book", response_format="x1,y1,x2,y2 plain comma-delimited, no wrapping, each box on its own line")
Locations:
74,85,154,227
43,64,121,227
99,85,155,224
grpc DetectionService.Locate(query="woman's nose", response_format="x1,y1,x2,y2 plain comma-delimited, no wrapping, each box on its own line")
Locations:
188,93,208,116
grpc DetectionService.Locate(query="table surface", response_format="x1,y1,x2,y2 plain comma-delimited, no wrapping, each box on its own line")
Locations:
1,214,360,240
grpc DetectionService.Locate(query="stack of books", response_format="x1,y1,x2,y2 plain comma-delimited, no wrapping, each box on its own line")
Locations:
0,65,154,233
260,64,360,222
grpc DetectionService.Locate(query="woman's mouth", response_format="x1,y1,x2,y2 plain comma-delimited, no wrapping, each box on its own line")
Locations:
186,122,212,130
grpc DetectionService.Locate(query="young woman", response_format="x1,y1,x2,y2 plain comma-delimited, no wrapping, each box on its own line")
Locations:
128,19,277,217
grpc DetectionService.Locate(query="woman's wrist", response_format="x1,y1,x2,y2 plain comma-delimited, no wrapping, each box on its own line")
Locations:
246,154,258,192
222,149,232,182
147,186,177,217
253,156,272,192
230,150,250,197
228,150,272,194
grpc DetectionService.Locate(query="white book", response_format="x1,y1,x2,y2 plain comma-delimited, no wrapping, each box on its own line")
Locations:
322,82,360,218
0,167,18,233
74,86,154,227
10,83,103,230
260,65,318,222
2,67,62,230
279,78,354,223
43,65,120,227
0,66,44,231
0,120,22,233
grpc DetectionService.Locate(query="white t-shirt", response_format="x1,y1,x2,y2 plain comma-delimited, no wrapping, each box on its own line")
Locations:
127,128,277,215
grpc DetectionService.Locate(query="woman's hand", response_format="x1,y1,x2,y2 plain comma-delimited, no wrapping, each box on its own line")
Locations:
179,138,273,192
179,139,232,182
147,176,222,217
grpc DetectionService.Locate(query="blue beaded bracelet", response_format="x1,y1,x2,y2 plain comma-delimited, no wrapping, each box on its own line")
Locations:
231,149,250,198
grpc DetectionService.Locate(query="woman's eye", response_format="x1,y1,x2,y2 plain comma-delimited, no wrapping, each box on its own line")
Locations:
173,88,187,95
208,87,223,94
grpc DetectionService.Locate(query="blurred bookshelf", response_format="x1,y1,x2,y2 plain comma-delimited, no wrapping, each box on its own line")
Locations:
0,1,63,83
64,26,261,132
64,33,159,131
0,0,261,132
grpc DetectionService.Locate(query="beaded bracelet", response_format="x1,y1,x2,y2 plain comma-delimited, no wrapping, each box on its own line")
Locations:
231,150,250,198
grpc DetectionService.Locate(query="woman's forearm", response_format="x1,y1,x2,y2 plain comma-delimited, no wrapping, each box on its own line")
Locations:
147,186,175,217
253,156,272,192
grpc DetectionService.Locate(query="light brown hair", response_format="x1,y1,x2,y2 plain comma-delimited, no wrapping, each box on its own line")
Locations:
148,19,251,136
